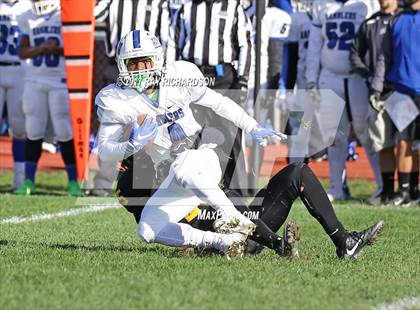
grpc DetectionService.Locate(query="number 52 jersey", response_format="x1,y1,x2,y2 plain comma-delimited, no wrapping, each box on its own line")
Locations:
17,8,65,83
310,0,378,76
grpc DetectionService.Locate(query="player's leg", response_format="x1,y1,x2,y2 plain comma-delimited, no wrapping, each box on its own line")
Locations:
7,88,26,189
15,81,48,194
138,170,246,259
48,88,80,196
368,105,397,204
319,71,348,200
6,67,26,189
170,147,255,235
248,162,384,258
348,77,383,200
391,111,419,206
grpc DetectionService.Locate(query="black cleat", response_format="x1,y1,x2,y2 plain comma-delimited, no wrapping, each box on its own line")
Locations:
391,190,411,207
337,220,385,259
278,220,300,258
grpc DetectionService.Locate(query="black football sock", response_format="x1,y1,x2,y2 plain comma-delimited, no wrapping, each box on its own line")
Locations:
381,172,395,199
409,172,419,198
234,204,284,254
398,172,410,193
299,165,347,248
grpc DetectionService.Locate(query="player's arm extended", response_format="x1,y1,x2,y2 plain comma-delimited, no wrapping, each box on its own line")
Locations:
192,87,258,133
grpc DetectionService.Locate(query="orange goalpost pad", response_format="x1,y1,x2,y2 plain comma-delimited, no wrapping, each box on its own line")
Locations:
61,0,95,181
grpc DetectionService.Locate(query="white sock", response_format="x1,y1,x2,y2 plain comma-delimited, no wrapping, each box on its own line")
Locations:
13,161,25,189
155,222,223,249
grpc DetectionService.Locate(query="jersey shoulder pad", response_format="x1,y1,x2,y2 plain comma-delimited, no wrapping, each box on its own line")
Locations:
164,61,207,102
95,84,136,124
270,7,291,22
165,60,204,80
16,9,33,34
312,0,335,25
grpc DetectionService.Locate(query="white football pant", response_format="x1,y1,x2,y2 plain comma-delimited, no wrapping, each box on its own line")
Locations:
319,69,382,198
138,147,242,248
22,80,73,142
0,65,25,139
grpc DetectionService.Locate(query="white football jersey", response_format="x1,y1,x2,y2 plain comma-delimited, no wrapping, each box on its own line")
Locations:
307,0,378,79
17,8,66,82
96,61,258,166
288,11,312,82
0,1,23,63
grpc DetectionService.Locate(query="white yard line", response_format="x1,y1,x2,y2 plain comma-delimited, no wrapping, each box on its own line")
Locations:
0,204,121,225
373,297,420,310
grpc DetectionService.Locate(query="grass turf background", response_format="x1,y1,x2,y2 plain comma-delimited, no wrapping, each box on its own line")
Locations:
1,171,419,309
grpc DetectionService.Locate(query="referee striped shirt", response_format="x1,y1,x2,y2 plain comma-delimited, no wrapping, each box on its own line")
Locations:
167,0,252,80
94,0,171,58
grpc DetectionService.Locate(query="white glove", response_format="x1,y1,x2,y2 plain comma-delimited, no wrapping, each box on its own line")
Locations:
250,125,287,147
128,117,158,152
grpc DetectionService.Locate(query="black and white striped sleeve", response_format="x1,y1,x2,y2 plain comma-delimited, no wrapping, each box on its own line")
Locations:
235,3,252,81
94,0,112,23
166,5,185,64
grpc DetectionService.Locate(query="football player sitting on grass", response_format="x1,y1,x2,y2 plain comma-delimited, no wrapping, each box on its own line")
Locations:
96,30,385,260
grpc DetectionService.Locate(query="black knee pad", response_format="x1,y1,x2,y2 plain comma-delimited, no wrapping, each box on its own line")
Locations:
25,138,43,162
59,140,76,165
116,154,155,224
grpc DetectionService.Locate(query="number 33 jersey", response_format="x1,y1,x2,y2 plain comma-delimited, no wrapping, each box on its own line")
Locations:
312,0,378,76
0,1,24,63
17,8,65,82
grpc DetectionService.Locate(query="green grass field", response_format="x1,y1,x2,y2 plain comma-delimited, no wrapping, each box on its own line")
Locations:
1,171,420,310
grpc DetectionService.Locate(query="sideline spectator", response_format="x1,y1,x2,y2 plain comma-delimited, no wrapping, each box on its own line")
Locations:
0,0,26,190
371,0,420,206
16,0,80,196
305,0,382,202
350,0,401,205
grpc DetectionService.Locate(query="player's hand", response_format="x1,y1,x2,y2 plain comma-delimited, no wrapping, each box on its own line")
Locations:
38,43,51,54
250,125,287,147
306,82,321,107
369,90,383,112
129,117,158,151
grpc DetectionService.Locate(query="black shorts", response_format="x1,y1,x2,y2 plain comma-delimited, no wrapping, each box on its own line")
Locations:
393,95,420,142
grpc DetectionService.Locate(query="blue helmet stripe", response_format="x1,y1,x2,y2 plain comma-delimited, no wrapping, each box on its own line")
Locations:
133,30,141,48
